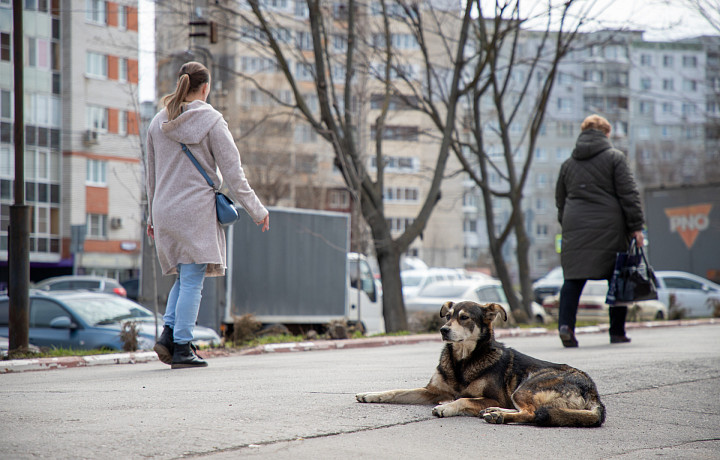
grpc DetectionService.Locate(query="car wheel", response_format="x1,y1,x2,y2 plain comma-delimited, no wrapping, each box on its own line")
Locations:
655,310,664,320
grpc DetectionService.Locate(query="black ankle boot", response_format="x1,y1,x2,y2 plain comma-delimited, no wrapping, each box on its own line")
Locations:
171,342,208,369
153,325,174,365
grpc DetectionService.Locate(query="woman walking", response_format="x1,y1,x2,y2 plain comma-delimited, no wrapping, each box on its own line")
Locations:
555,114,644,347
146,61,269,368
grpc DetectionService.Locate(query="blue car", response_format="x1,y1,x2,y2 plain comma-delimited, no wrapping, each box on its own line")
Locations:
0,291,221,351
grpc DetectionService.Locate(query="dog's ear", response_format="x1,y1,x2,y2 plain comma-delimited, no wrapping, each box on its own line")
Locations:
483,303,507,322
440,301,454,318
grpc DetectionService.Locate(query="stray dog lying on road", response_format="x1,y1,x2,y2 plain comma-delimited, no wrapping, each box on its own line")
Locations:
356,301,605,427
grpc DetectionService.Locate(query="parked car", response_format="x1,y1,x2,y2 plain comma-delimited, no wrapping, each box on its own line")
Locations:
34,275,127,297
121,278,139,302
405,278,550,325
401,268,467,301
654,271,720,318
542,280,668,322
0,291,221,351
532,266,564,304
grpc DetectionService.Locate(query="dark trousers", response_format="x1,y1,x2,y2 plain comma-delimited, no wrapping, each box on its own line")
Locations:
558,279,627,337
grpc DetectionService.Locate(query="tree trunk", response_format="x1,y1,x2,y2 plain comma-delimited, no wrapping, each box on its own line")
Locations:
513,217,534,319
375,242,407,332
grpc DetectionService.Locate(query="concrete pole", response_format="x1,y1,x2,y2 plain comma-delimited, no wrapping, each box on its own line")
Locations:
8,0,30,351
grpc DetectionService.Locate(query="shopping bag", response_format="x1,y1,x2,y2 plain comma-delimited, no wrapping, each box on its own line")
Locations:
606,240,658,305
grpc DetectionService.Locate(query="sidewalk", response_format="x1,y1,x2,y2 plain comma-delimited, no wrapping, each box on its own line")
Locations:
2,318,717,374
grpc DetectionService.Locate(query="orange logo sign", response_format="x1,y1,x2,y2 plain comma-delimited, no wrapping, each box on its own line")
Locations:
664,204,713,249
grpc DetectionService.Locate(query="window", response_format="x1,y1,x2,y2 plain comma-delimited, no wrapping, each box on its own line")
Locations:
0,32,9,62
640,54,651,66
557,98,572,113
662,102,673,113
0,90,10,119
534,148,547,161
29,299,68,328
682,103,697,115
663,55,673,67
296,31,313,51
328,189,349,209
556,148,571,160
476,286,505,303
370,155,419,173
463,218,477,232
118,57,127,82
663,276,704,290
86,0,106,25
638,100,652,114
86,105,108,132
662,79,674,91
640,78,651,90
384,187,419,203
371,125,418,141
295,62,314,81
583,70,603,83
86,52,107,78
86,158,106,185
295,153,317,173
117,5,127,29
536,223,548,236
637,125,650,140
118,111,127,136
682,55,698,68
86,213,107,238
682,79,697,92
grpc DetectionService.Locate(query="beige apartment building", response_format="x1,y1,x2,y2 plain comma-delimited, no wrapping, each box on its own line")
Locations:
0,0,142,284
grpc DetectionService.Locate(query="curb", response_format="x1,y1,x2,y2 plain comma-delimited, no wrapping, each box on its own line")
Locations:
2,318,718,374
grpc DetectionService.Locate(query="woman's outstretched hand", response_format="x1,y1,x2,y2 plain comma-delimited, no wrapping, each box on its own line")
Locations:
256,214,270,232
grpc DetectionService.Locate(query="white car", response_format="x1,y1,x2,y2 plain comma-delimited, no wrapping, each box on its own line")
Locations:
405,278,550,325
401,268,467,301
542,280,668,322
654,271,720,318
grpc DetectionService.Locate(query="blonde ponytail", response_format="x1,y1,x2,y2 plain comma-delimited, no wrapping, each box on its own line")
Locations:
162,61,211,121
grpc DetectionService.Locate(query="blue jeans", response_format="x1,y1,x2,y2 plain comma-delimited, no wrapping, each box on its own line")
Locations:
163,263,207,344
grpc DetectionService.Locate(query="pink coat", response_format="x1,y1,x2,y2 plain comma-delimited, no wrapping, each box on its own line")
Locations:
146,100,268,277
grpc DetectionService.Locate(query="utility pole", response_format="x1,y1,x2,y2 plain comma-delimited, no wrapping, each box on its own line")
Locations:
8,0,30,352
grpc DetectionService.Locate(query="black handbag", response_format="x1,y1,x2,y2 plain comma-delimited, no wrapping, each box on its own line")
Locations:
180,142,239,227
606,239,658,305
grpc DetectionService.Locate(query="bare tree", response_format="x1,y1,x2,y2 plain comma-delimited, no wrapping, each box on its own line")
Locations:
681,0,720,32
199,1,475,331
387,1,590,318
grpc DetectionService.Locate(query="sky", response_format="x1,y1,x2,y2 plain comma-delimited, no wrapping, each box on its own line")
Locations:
137,0,719,102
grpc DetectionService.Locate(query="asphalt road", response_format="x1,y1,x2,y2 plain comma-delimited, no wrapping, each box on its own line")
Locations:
1,324,719,460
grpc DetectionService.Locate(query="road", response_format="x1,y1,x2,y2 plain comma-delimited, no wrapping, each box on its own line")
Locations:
1,324,719,459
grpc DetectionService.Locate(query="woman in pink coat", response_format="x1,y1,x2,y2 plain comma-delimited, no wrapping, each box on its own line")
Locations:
146,61,269,368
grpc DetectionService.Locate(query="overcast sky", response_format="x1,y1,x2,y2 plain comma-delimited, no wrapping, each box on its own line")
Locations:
138,0,718,102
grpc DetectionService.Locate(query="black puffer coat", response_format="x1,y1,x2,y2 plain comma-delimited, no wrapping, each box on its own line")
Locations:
555,129,644,280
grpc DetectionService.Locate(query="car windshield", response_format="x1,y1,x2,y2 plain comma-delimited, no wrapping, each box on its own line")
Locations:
544,267,564,281
418,284,468,298
61,296,155,325
401,274,424,287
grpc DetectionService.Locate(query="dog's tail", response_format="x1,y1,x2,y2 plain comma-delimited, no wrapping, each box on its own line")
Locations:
534,401,606,427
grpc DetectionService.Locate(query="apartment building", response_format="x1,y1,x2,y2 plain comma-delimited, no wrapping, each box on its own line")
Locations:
0,0,141,284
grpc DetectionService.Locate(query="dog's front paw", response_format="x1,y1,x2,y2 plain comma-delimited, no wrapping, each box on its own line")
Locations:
481,408,505,424
432,403,459,418
356,392,384,403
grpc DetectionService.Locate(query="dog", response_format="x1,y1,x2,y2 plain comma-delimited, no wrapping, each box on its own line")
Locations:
356,301,605,427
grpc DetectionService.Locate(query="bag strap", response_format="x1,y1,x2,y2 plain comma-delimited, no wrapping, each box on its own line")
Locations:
180,142,217,190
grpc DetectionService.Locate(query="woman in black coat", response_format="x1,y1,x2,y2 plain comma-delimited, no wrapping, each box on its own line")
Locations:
555,114,645,347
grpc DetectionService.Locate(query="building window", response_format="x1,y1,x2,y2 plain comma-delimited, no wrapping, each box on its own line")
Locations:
662,102,673,113
682,79,697,92
663,55,674,67
86,0,106,25
386,217,414,233
662,79,674,91
0,32,9,62
638,100,652,114
86,158,107,185
118,111,127,136
86,52,107,78
86,213,107,238
295,153,317,173
86,105,108,132
640,54,651,66
371,125,419,141
640,78,651,90
384,186,419,203
328,189,350,209
534,148,547,162
682,103,697,115
637,125,650,140
557,98,573,113
682,55,698,67
463,218,477,232
117,5,127,30
0,90,10,119
556,148,571,160
370,155,419,173
118,57,127,82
